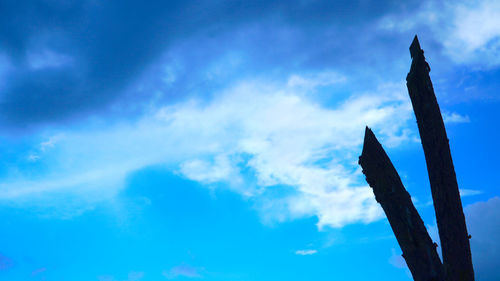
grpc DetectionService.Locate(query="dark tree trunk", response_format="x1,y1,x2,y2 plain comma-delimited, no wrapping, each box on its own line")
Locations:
359,127,444,281
406,36,474,281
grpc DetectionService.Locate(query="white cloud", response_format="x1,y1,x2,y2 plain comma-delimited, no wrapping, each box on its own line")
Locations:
379,0,500,67
443,112,470,124
180,155,243,187
27,154,41,162
459,189,482,197
295,249,318,255
0,74,414,228
446,0,500,63
40,134,65,152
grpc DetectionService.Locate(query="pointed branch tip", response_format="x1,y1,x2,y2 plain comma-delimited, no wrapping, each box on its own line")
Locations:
363,126,375,143
409,35,422,59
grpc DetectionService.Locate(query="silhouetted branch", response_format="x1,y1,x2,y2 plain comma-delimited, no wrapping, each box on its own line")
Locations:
406,35,474,281
359,127,444,281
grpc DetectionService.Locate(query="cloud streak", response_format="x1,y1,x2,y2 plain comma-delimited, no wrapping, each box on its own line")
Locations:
295,249,318,256
0,73,414,228
379,0,500,67
443,112,470,124
163,265,202,279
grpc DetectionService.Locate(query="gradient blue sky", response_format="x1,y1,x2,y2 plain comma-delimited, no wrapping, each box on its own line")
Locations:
0,1,499,280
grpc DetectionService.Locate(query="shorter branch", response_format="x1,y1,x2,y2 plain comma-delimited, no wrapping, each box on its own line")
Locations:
359,127,444,281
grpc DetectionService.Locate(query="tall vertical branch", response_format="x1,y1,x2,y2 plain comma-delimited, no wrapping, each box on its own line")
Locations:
359,127,444,281
406,36,474,281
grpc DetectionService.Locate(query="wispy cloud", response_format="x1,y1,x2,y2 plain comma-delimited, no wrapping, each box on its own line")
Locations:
0,73,414,228
97,271,144,281
127,271,145,281
287,71,346,89
443,112,470,124
163,265,202,279
379,0,500,67
27,49,73,70
459,189,482,197
31,267,46,277
295,249,318,256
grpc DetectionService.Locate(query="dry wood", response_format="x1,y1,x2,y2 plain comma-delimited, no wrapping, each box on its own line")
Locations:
359,127,444,281
406,35,474,281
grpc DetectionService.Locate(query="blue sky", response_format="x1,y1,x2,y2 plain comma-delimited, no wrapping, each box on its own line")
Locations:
0,0,499,280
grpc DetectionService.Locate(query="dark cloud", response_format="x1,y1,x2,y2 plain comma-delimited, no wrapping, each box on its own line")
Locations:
0,1,199,127
0,0,413,129
465,197,500,281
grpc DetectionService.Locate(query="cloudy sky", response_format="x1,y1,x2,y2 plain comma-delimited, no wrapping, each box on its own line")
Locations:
0,1,499,280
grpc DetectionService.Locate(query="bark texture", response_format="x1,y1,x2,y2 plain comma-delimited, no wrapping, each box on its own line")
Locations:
406,35,474,281
359,127,444,281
